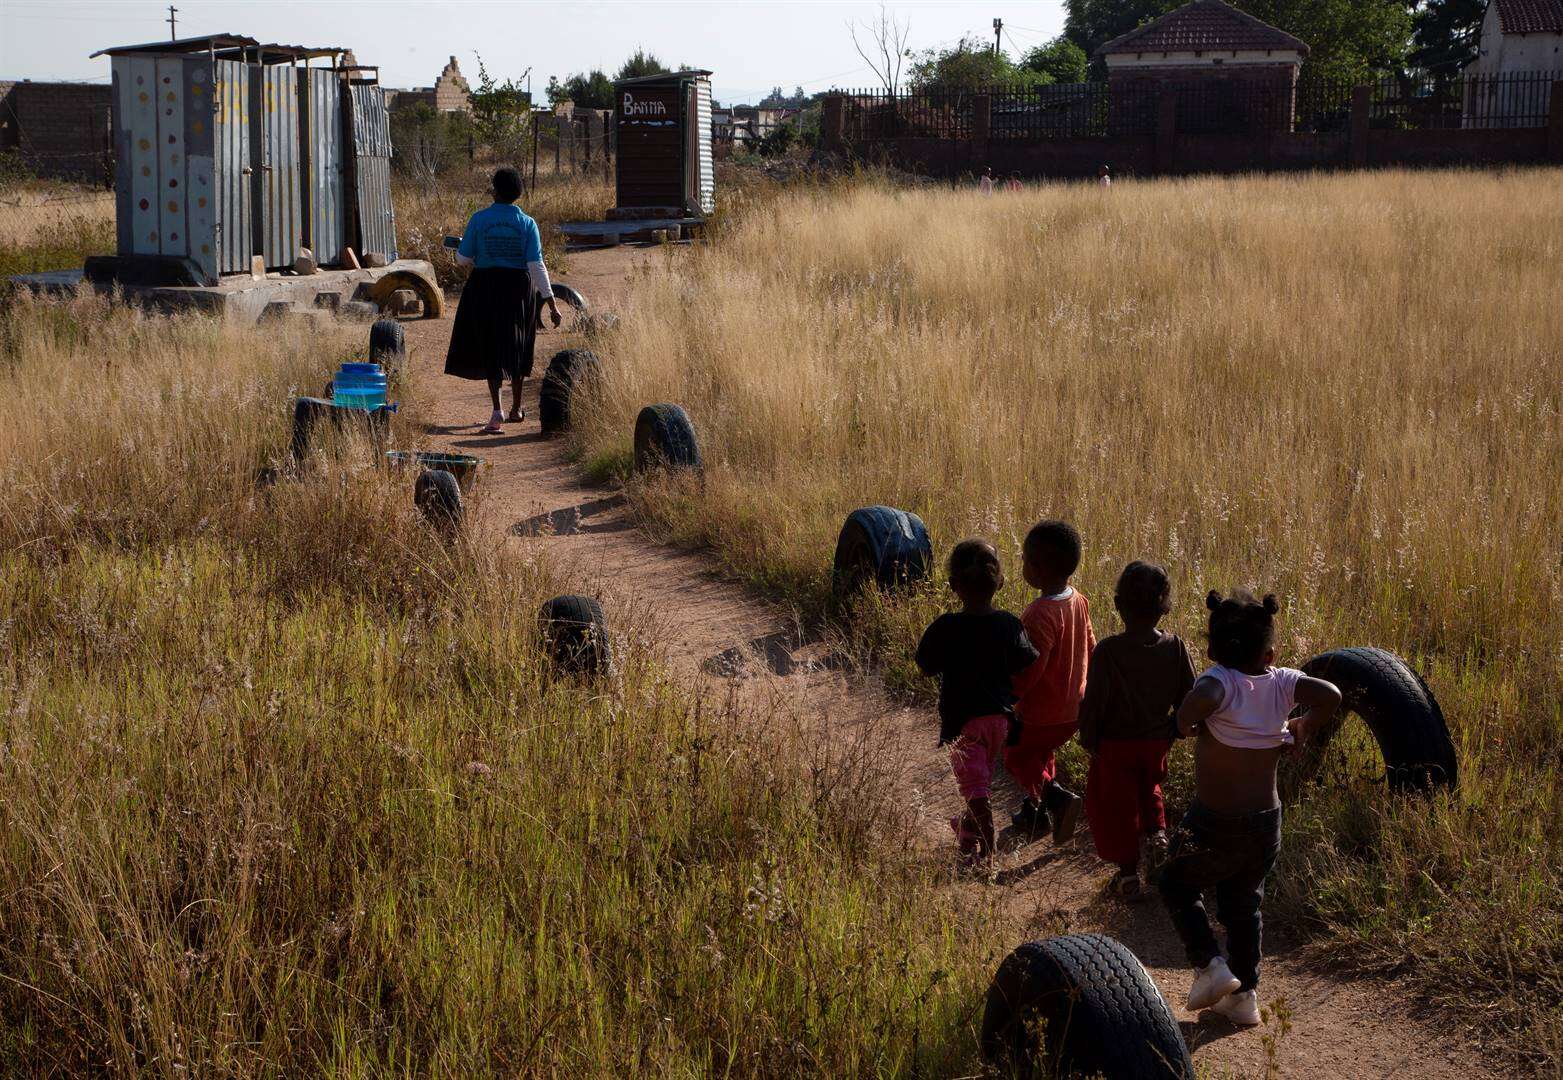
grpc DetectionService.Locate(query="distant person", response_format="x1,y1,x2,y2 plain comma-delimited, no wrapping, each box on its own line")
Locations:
1005,172,1023,193
1160,590,1341,1026
916,540,1039,864
445,166,563,435
1079,562,1195,901
1099,164,1112,188
1008,520,1094,843
979,166,995,196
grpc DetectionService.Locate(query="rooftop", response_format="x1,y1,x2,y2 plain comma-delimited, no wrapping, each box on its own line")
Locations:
1098,0,1309,57
1492,0,1563,34
614,69,714,87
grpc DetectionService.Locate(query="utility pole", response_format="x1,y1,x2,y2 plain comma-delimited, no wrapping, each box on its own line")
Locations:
168,5,178,40
992,17,1002,56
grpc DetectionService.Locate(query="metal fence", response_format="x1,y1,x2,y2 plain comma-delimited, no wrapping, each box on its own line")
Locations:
1374,70,1555,129
841,70,1560,142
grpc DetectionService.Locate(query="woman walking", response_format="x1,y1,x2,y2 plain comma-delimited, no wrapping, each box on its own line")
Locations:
445,167,562,434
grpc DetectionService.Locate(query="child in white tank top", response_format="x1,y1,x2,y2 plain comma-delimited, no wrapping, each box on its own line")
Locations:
1159,590,1340,1027
1195,663,1305,750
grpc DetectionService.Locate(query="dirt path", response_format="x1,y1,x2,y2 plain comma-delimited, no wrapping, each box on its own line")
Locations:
400,247,1502,1079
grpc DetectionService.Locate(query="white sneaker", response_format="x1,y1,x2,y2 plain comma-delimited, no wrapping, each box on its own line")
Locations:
1211,988,1262,1026
1187,957,1242,1010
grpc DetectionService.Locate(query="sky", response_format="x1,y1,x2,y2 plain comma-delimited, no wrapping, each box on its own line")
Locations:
0,0,1066,105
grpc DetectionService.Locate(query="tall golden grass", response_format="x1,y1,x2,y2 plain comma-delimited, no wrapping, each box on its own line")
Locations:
0,294,991,1073
394,173,614,287
577,168,1563,1060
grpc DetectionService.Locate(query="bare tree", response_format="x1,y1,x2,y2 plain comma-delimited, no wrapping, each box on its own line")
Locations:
848,3,911,96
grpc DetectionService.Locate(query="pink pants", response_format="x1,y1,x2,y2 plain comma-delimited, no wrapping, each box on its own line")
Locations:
1004,722,1077,799
949,714,1010,801
1086,738,1172,865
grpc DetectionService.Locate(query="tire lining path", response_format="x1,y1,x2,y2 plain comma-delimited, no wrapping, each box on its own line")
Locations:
401,246,1503,1079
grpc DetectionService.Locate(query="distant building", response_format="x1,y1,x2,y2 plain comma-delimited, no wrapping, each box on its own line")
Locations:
387,55,472,114
713,104,795,144
1470,0,1563,73
1464,0,1562,127
1097,0,1308,134
0,79,112,180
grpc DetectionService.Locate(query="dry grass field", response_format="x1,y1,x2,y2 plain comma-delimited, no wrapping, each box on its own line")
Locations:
0,294,990,1073
575,168,1563,1061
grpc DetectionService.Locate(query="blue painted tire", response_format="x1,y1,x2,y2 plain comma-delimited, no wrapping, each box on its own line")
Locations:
831,505,932,597
633,404,701,473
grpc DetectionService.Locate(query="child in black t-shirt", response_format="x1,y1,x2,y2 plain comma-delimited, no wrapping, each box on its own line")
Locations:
915,539,1040,860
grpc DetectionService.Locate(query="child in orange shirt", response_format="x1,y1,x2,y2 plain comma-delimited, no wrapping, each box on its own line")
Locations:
1008,520,1095,842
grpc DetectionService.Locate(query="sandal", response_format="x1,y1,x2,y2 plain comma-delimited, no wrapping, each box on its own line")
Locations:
506,409,525,423
480,410,504,435
1110,870,1144,901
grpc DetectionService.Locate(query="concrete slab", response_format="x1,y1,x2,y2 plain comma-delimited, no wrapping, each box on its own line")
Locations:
558,217,705,248
6,260,442,324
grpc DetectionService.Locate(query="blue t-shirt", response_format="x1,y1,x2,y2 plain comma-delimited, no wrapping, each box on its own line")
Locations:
458,203,542,270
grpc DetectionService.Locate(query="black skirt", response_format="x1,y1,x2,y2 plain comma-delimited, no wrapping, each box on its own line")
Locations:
444,267,540,382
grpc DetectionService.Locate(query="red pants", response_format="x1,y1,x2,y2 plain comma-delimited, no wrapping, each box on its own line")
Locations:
1004,722,1076,799
1086,739,1172,866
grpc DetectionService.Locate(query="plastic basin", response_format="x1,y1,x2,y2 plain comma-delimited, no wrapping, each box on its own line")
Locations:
385,451,485,493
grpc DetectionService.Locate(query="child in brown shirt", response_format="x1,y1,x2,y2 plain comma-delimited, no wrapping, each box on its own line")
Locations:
1079,561,1196,899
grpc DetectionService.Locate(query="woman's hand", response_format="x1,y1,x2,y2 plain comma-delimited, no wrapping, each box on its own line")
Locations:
547,300,563,328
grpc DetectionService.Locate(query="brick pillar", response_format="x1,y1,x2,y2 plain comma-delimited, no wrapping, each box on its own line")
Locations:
821,95,844,151
1550,81,1563,164
1349,84,1371,167
972,94,991,142
1154,89,1177,174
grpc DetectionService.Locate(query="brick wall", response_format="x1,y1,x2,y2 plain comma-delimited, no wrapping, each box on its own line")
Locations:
0,80,112,180
433,57,471,113
1109,63,1298,134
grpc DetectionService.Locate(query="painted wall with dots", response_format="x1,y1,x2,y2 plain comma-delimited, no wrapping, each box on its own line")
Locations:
112,54,228,283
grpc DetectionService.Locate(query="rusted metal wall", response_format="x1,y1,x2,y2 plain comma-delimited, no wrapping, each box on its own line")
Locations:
250,63,301,268
212,58,251,275
299,67,344,264
110,54,225,283
348,83,396,260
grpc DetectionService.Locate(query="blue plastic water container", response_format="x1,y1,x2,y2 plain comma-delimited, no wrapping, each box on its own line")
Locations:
332,362,388,410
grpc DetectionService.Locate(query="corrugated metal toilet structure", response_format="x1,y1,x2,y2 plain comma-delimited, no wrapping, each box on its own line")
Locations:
560,69,714,247
87,33,403,288
612,69,715,219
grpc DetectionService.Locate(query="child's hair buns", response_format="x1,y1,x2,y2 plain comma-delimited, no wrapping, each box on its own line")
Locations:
1261,594,1280,615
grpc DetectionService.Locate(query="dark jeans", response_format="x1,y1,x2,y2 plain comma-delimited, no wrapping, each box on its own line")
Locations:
1157,802,1282,991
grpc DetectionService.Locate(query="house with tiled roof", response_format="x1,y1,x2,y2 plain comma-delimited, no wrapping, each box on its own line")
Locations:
1464,0,1562,126
1097,0,1308,134
1470,0,1563,73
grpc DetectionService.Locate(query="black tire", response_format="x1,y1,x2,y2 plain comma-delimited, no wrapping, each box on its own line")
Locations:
539,350,602,435
981,934,1193,1080
551,282,589,313
291,396,392,463
831,505,932,597
1293,646,1458,793
633,404,701,473
369,318,406,371
414,468,463,531
538,369,571,435
538,594,611,676
545,348,601,384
